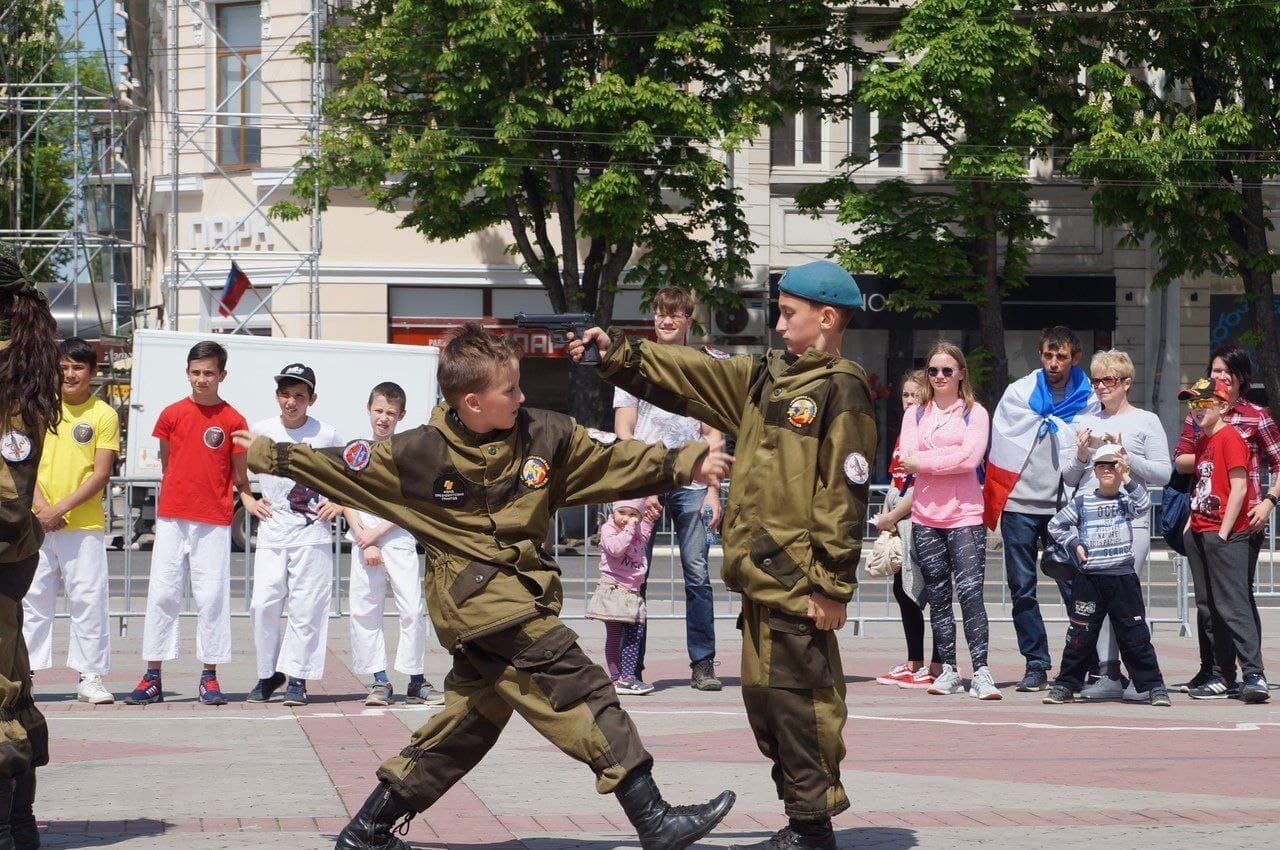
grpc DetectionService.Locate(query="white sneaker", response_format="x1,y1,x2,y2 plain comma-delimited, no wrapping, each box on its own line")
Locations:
1079,675,1125,701
1122,680,1150,702
927,664,964,695
77,674,114,705
968,666,1003,700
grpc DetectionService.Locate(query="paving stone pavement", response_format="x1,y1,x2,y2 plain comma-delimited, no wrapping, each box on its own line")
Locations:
25,610,1280,848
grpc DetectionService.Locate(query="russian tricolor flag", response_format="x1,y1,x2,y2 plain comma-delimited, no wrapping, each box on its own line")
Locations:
218,261,252,317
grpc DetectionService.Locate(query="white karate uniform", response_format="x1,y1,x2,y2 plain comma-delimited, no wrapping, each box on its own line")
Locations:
347,511,430,676
141,518,232,664
23,529,112,674
248,416,342,681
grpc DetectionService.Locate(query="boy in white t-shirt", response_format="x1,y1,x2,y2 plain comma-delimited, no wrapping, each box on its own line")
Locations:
245,364,344,706
345,382,443,706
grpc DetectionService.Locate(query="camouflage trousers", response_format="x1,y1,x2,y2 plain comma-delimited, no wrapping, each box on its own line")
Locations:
377,614,652,810
739,599,848,819
0,556,48,778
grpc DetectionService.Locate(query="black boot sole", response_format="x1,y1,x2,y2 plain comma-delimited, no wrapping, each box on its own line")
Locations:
649,790,736,850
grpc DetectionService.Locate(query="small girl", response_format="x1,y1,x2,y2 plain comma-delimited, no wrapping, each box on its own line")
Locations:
598,498,656,695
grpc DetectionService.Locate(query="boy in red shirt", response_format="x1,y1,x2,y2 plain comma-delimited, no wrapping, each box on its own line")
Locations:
1176,378,1269,703
125,341,261,705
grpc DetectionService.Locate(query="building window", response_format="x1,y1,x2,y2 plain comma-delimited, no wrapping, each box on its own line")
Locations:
851,105,903,169
770,107,824,168
216,2,262,167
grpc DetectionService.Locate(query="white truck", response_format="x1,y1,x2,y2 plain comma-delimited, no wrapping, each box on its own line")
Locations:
124,330,439,546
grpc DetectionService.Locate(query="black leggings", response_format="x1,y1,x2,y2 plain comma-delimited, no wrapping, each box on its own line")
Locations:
893,571,940,666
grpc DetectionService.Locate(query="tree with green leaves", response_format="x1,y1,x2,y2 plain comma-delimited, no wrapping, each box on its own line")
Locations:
1068,0,1280,420
276,0,852,423
798,0,1063,406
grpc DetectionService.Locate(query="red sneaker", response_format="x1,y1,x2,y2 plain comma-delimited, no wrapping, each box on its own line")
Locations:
899,668,937,690
876,664,917,686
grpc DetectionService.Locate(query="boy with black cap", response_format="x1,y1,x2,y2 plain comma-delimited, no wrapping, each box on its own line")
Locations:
571,261,878,850
245,363,345,706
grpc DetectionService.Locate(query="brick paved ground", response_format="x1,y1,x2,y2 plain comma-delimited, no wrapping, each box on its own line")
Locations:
26,611,1280,848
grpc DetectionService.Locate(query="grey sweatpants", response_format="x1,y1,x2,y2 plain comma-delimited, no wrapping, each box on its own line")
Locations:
1184,528,1265,681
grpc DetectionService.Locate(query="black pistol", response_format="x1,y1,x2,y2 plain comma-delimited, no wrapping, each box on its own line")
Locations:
515,312,600,365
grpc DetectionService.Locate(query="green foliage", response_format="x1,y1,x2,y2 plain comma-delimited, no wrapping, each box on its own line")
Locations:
279,0,854,319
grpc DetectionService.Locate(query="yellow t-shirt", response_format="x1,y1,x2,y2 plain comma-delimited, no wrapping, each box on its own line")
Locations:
37,396,120,531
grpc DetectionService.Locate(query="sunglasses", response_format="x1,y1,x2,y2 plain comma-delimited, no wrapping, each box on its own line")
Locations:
1091,375,1125,388
1187,398,1217,409
927,366,955,378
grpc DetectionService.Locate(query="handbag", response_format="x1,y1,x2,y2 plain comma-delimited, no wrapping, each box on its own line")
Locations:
865,530,903,578
1039,480,1081,581
1159,472,1193,557
586,578,646,624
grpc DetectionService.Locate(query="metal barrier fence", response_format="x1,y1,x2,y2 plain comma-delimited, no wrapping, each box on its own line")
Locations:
91,478,1279,637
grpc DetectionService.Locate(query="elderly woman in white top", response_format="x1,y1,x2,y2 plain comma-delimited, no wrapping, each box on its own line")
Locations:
1060,349,1172,700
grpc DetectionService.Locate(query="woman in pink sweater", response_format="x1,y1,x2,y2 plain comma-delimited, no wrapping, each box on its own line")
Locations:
898,341,999,700
598,499,657,695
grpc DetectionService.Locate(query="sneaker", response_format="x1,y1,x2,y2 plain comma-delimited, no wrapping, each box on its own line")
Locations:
1172,670,1213,694
246,672,287,703
614,677,655,696
123,672,163,705
1241,673,1271,704
1016,668,1050,692
876,664,917,686
199,675,228,706
899,667,937,690
968,666,1003,700
1188,678,1234,700
405,680,445,705
1042,685,1075,704
1079,674,1124,701
365,681,394,707
1122,680,1150,702
281,680,308,706
691,658,723,691
1149,688,1172,707
76,674,114,705
927,664,964,695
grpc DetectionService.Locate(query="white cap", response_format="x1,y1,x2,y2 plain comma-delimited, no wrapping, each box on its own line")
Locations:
1092,442,1123,465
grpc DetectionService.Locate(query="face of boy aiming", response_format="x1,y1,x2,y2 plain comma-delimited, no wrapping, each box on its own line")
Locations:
463,358,524,432
775,293,840,355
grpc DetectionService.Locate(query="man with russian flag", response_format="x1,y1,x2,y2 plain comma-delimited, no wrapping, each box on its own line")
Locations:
218,261,252,317
983,326,1100,692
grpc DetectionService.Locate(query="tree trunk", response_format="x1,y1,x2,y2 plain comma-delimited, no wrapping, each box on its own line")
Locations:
971,212,1008,409
884,323,914,472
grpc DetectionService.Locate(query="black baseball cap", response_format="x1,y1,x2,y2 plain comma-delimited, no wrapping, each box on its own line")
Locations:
274,363,316,391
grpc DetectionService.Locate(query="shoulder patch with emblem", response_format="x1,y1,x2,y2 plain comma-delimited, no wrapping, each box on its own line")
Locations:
521,456,551,489
843,452,870,485
586,428,618,446
703,345,731,360
1,430,32,462
343,439,372,472
787,396,818,428
72,422,94,444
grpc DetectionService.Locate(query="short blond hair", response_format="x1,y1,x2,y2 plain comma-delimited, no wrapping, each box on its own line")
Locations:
1090,349,1134,381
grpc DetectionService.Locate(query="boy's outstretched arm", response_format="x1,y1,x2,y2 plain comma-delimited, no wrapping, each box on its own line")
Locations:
569,327,755,437
556,425,730,508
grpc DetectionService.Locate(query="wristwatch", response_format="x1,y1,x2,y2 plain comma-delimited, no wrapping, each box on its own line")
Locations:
1265,493,1279,507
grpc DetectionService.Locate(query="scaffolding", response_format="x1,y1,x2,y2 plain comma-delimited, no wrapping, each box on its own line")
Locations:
0,0,146,339
159,0,324,337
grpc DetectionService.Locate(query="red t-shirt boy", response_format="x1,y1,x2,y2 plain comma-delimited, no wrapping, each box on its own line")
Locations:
154,397,248,525
1181,380,1255,536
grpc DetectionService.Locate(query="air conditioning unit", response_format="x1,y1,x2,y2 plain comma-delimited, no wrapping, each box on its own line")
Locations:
710,293,768,352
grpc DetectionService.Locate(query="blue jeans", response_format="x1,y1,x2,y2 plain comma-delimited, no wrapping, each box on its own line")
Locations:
1001,511,1072,672
637,486,716,676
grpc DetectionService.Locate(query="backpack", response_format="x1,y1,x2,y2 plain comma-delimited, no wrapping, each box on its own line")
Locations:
1159,471,1193,557
914,404,988,485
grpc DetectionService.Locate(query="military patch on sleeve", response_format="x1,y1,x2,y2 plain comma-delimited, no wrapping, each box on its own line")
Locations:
703,345,731,360
586,428,618,446
787,396,818,428
842,452,870,485
343,439,372,472
0,430,32,462
521,456,551,489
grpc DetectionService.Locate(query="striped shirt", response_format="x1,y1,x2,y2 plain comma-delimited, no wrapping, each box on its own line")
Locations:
1048,480,1151,575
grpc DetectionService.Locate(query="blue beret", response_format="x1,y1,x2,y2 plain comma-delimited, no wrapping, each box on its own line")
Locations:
777,260,863,309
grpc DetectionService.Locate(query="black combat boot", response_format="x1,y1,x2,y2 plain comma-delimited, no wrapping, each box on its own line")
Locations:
10,769,36,850
614,767,735,850
334,782,416,850
0,775,16,850
732,817,837,850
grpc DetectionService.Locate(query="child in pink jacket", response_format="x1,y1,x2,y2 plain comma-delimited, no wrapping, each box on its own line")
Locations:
598,498,656,695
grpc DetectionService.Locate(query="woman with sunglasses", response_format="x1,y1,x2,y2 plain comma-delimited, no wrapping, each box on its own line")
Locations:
1060,350,1171,701
874,370,943,689
1172,345,1280,696
898,342,999,699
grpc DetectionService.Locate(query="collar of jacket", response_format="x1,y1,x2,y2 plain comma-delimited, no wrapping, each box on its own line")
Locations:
767,346,865,381
432,402,517,450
